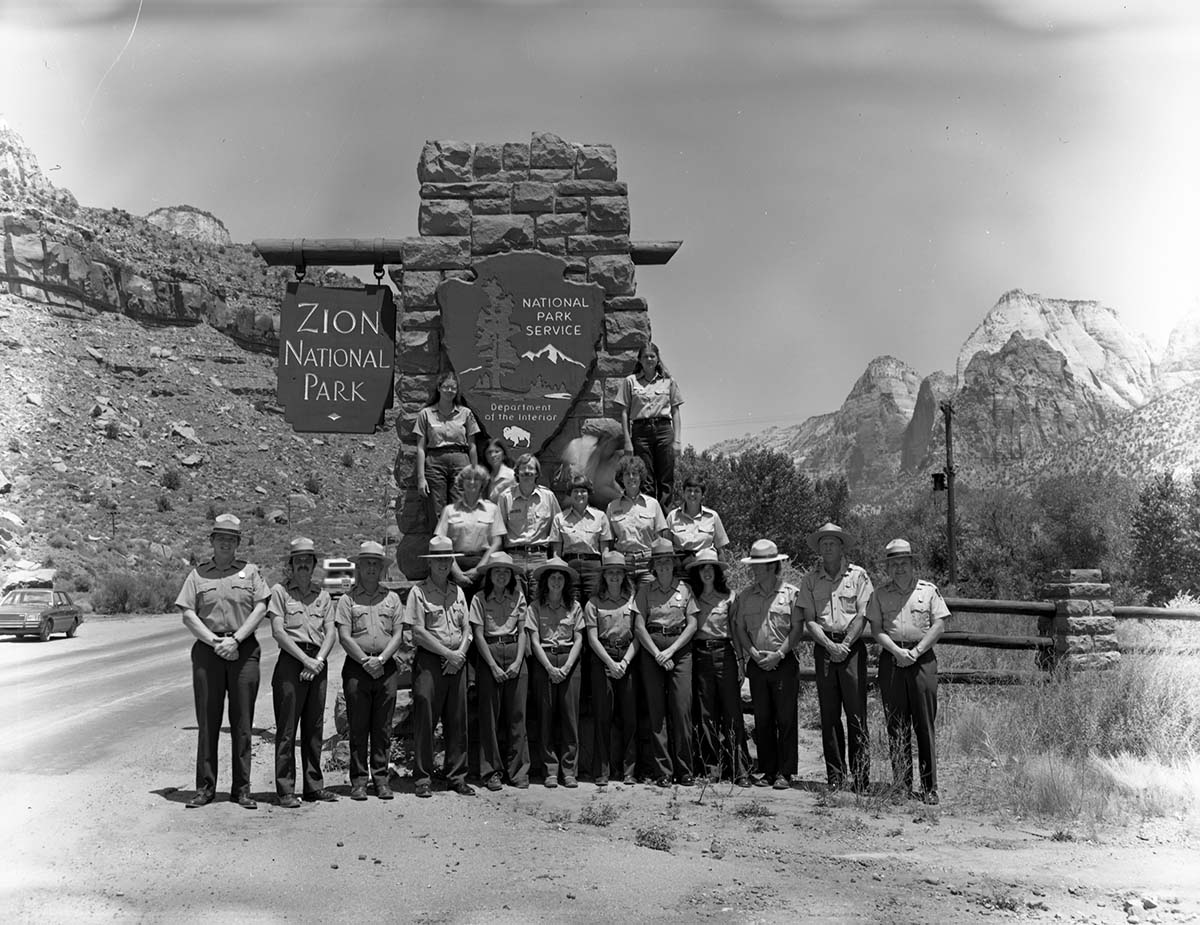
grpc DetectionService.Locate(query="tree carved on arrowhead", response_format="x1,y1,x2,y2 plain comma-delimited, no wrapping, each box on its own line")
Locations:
474,279,522,392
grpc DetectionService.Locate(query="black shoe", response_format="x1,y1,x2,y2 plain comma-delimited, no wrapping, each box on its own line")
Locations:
594,777,609,788
302,789,338,803
185,790,214,808
772,775,791,790
676,775,695,787
622,775,637,786
349,785,368,801
561,776,579,789
376,785,394,800
415,782,432,798
922,790,940,805
235,790,258,810
486,776,504,792
278,793,302,809
734,776,752,788
654,777,673,788
452,781,476,796
544,778,558,789
753,776,771,788
513,779,530,790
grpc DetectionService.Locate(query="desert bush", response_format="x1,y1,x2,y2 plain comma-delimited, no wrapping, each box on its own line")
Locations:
732,800,775,819
156,495,173,512
47,531,70,549
161,468,182,491
104,419,121,439
633,824,674,852
92,569,180,614
304,472,322,495
341,449,355,469
577,802,619,827
204,503,218,521
7,437,20,452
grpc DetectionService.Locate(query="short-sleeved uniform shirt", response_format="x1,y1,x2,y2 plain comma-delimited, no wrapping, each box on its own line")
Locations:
797,562,874,635
637,581,699,634
550,506,612,556
435,498,504,553
733,580,802,653
175,560,270,634
667,505,729,553
268,579,332,646
413,404,480,450
498,485,561,546
526,600,584,648
488,464,516,504
469,588,527,638
614,373,683,421
606,494,667,555
867,578,952,643
402,579,470,649
584,593,639,650
334,585,403,656
695,589,737,641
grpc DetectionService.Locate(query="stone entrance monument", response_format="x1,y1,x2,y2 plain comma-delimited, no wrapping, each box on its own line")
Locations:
255,132,679,576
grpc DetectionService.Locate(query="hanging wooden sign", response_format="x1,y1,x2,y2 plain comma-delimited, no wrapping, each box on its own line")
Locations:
276,282,396,433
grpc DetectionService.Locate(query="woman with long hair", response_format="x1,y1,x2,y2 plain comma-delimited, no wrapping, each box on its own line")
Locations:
614,341,683,507
434,463,503,597
584,551,640,786
525,557,584,788
606,455,668,585
413,371,480,529
483,438,516,505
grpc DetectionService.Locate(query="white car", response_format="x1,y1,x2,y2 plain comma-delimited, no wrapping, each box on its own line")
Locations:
320,558,356,598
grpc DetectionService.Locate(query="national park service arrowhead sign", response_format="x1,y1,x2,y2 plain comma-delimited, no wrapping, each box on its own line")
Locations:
439,252,604,455
276,282,396,433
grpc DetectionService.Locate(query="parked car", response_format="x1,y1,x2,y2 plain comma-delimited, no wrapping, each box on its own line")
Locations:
0,588,83,641
320,558,356,598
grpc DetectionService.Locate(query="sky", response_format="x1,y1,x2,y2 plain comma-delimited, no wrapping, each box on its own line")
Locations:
2,0,1198,449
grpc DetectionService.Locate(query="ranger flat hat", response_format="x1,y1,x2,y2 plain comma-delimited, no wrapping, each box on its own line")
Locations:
531,556,578,583
807,522,851,553
740,538,789,565
478,551,521,575
884,538,914,559
210,513,242,538
684,547,727,575
355,540,387,561
649,538,677,559
420,535,463,559
600,551,633,570
288,537,317,560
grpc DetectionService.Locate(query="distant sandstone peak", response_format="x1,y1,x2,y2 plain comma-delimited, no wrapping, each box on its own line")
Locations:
1158,310,1200,393
146,205,233,246
845,355,923,415
0,119,78,218
955,289,1155,410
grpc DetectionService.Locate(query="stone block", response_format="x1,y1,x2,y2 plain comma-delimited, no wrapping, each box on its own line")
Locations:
603,377,624,405
556,180,628,197
45,241,88,287
400,270,442,309
512,182,555,214
571,401,605,417
472,143,504,176
595,349,639,378
503,142,530,170
588,254,636,296
1062,652,1120,671
575,144,618,180
1051,616,1117,636
531,131,576,168
401,237,471,270
605,310,650,351
1040,581,1110,600
418,200,472,236
555,196,586,213
588,197,631,233
472,198,511,215
420,182,511,200
1091,598,1114,615
397,329,440,374
472,215,535,255
416,140,473,183
401,309,441,330
1054,599,1094,617
1048,569,1104,583
538,237,567,256
529,169,573,183
568,234,630,256
9,228,44,276
85,262,121,309
442,269,474,281
604,296,649,313
537,213,587,236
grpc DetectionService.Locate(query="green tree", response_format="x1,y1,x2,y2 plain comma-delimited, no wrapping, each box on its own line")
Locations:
1131,472,1186,604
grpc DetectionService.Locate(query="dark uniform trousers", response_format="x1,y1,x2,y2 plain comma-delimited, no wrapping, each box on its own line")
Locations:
693,640,750,780
631,417,675,508
530,648,581,782
342,656,399,790
563,555,602,609
747,657,799,779
813,639,870,789
476,638,530,785
640,632,694,781
412,647,468,787
878,649,939,794
590,649,638,782
272,646,328,797
191,637,260,796
423,447,470,530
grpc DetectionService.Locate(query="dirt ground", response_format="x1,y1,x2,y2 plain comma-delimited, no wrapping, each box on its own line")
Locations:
3,616,1199,923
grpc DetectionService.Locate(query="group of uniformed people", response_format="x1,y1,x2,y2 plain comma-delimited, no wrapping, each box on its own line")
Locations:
177,502,951,808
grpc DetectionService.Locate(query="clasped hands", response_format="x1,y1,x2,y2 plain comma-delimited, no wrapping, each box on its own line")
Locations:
750,648,786,670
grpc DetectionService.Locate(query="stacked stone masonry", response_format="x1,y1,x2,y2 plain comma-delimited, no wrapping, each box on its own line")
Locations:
1038,569,1120,671
394,133,654,575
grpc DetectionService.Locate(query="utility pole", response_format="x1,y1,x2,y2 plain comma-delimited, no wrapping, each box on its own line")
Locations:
940,400,957,585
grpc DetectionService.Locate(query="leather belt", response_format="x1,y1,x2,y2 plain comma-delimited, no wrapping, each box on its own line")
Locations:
426,445,467,454
295,641,320,656
542,642,573,653
506,543,549,554
488,633,521,644
694,638,731,650
651,625,685,638
565,553,601,561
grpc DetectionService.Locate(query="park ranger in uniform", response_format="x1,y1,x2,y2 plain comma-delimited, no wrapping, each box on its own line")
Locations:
867,538,950,805
798,522,873,793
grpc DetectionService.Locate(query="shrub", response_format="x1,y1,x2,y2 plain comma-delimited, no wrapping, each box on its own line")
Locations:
47,531,70,549
92,569,180,614
156,495,173,512
577,802,619,827
304,472,322,495
341,449,355,469
634,825,674,852
733,800,775,819
161,468,182,491
7,437,19,452
204,503,218,521
104,419,121,439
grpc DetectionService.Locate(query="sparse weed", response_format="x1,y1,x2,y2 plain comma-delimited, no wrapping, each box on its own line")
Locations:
47,531,70,549
161,468,182,491
7,437,20,452
634,824,674,852
542,809,572,826
104,419,121,439
341,449,355,468
733,800,775,819
156,495,172,512
1050,829,1075,841
304,472,322,494
577,801,619,827
748,817,774,833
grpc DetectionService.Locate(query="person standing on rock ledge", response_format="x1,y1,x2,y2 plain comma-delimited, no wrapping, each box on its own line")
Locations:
268,537,339,808
176,513,270,810
336,541,405,802
867,538,950,805
413,371,480,530
798,523,873,794
614,342,683,509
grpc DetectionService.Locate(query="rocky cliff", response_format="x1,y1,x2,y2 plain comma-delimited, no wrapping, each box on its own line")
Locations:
1158,312,1200,394
146,205,232,246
